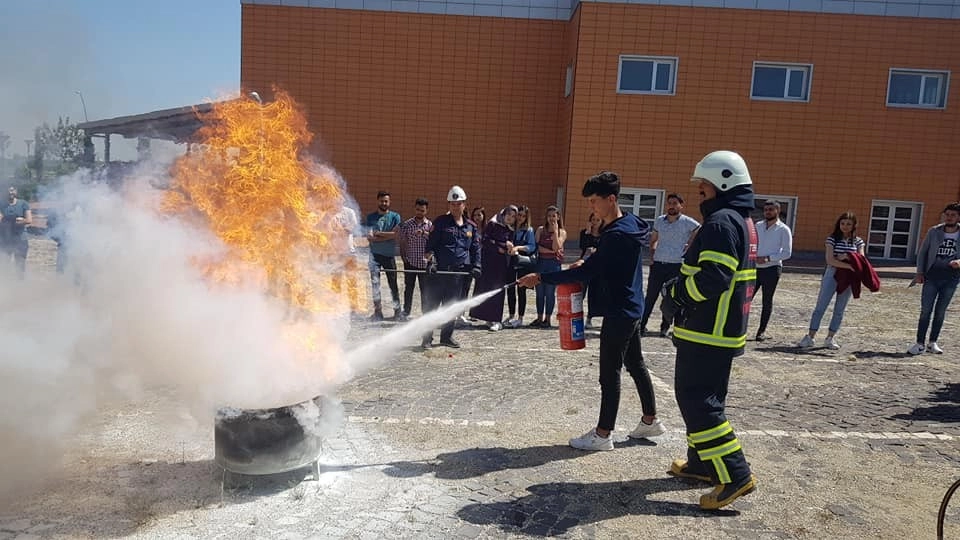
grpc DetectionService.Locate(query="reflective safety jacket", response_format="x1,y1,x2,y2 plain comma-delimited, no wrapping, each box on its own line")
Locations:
670,190,757,354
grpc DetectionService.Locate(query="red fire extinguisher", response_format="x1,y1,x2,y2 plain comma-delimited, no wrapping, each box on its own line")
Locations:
557,282,585,350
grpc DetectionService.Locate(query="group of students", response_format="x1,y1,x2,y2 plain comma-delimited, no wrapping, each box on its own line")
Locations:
364,188,585,334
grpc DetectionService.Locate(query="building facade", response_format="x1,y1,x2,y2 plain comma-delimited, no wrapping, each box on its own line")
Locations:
241,0,960,257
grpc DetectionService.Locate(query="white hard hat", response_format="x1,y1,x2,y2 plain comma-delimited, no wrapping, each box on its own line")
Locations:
691,151,752,192
447,185,467,202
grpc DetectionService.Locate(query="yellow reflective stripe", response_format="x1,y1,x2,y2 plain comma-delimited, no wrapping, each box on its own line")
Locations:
699,250,739,272
681,263,701,276
688,421,732,444
686,437,696,448
673,327,747,348
685,277,707,302
714,282,734,335
711,458,732,484
697,439,742,461
735,269,756,280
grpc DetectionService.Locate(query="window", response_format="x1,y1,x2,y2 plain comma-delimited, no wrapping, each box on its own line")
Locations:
617,56,677,95
751,63,812,101
887,69,949,109
617,188,664,221
749,195,798,233
867,201,922,260
564,64,573,98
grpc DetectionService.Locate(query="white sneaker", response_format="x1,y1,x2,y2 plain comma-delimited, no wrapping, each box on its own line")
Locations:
488,322,502,332
569,429,614,451
907,342,925,355
824,336,840,350
928,342,944,354
628,419,666,439
505,318,522,328
798,335,815,348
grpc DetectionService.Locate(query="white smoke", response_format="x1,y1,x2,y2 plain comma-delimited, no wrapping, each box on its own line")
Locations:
0,163,352,499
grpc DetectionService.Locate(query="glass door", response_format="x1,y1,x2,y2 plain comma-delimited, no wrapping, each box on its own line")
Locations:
867,201,922,260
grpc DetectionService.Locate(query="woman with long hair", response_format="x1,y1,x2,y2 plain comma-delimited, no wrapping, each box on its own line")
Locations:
469,206,518,331
505,205,537,328
578,212,603,327
798,211,865,349
530,205,567,327
458,206,487,324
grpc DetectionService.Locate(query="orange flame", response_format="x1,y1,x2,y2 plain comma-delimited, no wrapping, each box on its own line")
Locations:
163,89,365,320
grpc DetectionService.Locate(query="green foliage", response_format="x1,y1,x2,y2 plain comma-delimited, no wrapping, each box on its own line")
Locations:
34,116,87,176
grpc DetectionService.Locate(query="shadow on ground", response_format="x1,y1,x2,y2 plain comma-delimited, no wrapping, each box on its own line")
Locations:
457,478,737,536
892,382,960,423
24,459,318,538
381,442,655,480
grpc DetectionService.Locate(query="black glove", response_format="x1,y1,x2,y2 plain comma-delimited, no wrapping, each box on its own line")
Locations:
426,261,438,274
470,267,482,280
659,277,683,323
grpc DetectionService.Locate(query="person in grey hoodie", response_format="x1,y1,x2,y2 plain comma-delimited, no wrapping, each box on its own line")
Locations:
907,202,960,355
518,171,665,452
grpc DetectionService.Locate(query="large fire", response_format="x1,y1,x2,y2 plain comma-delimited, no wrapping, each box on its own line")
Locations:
162,89,365,378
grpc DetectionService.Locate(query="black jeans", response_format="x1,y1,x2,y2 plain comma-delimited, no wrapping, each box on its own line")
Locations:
674,340,751,485
597,317,657,431
422,272,466,342
402,264,427,316
753,265,782,336
2,237,27,279
641,262,681,332
370,253,400,311
505,267,530,318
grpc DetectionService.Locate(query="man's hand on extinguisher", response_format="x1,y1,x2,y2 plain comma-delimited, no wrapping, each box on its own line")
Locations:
517,273,540,288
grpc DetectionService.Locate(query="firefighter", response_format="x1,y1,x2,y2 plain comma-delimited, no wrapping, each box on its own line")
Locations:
421,185,482,349
661,150,758,510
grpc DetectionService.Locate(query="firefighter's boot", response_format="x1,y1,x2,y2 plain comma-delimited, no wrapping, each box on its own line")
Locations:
700,473,757,510
668,459,713,484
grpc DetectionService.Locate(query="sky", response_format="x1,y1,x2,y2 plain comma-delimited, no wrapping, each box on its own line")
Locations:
0,0,241,160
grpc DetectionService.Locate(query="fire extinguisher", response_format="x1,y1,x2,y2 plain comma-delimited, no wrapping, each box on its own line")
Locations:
556,282,585,350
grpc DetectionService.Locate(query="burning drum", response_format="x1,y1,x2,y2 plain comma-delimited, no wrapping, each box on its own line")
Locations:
214,396,324,475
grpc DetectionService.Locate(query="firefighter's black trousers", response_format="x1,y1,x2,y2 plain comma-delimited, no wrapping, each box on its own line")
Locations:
674,339,752,485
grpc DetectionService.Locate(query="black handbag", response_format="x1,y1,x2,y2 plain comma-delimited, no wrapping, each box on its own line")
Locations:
512,252,539,272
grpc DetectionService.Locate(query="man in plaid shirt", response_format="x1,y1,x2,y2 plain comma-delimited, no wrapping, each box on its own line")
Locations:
397,198,433,320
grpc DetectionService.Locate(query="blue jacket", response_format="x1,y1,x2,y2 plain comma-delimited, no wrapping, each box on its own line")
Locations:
540,212,650,319
426,213,482,270
513,226,536,256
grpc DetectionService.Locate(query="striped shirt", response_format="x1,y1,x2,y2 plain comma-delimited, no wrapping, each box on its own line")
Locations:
826,235,865,256
398,217,433,269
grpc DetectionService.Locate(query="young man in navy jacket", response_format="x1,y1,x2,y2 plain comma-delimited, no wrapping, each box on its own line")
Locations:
519,171,665,451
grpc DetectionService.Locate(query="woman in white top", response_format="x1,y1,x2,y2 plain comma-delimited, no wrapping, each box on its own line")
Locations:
798,211,865,350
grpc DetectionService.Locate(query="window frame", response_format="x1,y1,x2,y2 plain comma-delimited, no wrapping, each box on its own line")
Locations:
749,195,798,234
564,63,573,98
617,188,665,222
885,68,950,109
749,62,813,102
616,55,678,96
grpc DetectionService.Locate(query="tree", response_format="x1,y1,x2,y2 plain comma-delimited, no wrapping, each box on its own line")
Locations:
34,116,86,176
0,131,10,180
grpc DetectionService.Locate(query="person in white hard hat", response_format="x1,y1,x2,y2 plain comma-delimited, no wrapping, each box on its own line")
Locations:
421,185,482,349
660,150,758,510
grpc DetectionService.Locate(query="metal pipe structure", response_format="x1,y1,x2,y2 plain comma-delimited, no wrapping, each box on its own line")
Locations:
379,268,469,276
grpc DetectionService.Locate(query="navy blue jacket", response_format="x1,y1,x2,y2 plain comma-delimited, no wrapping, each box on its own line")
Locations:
541,212,650,319
426,213,482,271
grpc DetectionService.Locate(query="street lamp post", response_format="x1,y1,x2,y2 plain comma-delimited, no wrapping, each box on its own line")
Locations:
75,91,88,122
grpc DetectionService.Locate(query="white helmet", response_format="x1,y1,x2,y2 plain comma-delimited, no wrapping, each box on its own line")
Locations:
447,185,467,202
691,150,752,192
